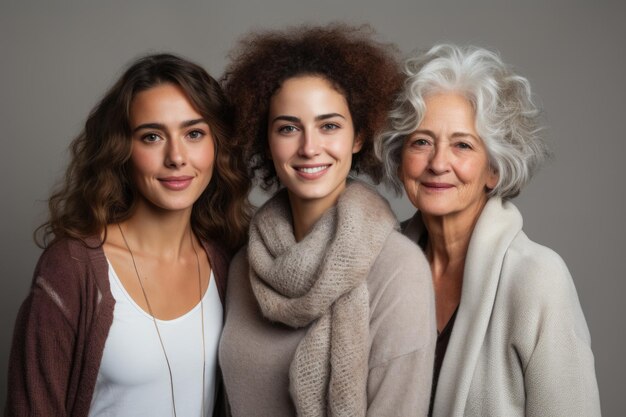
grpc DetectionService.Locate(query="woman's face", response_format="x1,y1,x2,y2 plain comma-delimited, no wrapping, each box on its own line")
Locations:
399,92,498,221
268,75,362,211
129,83,215,214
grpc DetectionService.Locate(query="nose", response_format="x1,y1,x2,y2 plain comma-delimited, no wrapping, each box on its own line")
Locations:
428,144,449,175
298,130,321,158
164,138,187,168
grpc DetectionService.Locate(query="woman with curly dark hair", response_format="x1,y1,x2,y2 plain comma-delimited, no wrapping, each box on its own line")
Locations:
5,54,251,417
218,24,436,416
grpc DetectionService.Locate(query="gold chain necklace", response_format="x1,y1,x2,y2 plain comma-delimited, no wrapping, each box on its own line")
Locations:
117,223,206,417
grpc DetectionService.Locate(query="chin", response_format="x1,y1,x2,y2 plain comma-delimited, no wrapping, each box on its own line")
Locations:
143,197,198,213
416,201,456,218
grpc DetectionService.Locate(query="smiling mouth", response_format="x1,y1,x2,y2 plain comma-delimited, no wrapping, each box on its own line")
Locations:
296,165,330,174
422,182,454,189
158,176,194,190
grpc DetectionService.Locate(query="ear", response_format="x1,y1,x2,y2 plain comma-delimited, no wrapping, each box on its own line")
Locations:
486,167,499,190
352,133,364,154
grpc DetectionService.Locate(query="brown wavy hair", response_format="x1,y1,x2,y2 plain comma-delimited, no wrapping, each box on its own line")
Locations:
37,53,251,253
221,23,403,188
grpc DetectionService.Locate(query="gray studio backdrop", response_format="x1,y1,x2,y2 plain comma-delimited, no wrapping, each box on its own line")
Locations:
2,0,624,413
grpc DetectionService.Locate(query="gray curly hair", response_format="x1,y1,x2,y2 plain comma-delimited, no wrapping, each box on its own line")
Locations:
375,44,551,199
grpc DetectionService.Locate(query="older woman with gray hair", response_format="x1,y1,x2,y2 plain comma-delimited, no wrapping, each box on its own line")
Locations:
377,44,601,417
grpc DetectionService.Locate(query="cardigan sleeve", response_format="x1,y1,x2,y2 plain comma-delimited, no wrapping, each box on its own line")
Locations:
5,243,82,417
5,288,77,416
508,243,601,417
365,232,436,417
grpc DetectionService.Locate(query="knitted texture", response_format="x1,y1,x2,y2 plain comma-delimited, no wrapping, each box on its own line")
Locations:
248,180,398,416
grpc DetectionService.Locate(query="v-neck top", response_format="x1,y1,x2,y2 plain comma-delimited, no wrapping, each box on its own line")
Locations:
88,260,223,417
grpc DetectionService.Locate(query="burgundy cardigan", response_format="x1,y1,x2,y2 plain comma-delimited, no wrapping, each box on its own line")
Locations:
5,235,229,417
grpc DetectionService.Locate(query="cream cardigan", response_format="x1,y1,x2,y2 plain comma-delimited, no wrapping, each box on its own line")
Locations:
403,197,601,417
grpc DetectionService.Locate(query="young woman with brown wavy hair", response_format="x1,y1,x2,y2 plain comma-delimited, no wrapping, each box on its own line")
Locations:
5,53,250,417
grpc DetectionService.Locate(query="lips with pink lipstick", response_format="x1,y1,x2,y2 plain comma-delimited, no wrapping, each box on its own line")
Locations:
293,164,331,180
421,181,454,191
158,175,194,190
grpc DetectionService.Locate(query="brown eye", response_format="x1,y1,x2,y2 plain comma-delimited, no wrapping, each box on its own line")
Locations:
411,138,430,147
321,123,340,131
278,125,298,134
187,130,204,140
142,133,161,143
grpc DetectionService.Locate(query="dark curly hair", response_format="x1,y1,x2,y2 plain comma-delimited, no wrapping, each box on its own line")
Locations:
37,53,251,253
222,23,403,188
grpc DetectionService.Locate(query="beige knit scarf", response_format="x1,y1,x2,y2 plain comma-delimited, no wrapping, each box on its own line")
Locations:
248,180,398,416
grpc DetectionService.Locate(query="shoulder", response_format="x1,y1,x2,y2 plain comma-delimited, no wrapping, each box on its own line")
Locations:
469,198,575,303
367,231,436,363
502,231,575,301
498,231,591,343
380,230,426,263
370,230,431,286
35,237,104,286
27,237,106,326
40,236,93,261
368,230,434,312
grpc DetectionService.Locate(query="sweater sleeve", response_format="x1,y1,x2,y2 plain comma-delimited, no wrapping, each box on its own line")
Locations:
509,245,601,417
5,246,81,417
365,232,436,417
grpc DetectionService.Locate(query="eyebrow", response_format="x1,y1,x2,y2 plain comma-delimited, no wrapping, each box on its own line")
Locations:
132,118,207,133
413,129,479,141
271,113,347,124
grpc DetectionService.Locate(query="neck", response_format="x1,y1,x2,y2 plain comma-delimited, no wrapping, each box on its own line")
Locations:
118,201,195,259
288,194,339,242
422,199,486,279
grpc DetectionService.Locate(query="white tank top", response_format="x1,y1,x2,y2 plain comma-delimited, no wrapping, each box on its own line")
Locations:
88,260,223,417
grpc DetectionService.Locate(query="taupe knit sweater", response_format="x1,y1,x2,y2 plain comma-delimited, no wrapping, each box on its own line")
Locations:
220,182,436,416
